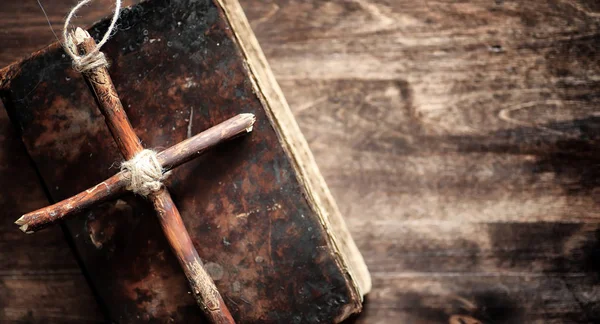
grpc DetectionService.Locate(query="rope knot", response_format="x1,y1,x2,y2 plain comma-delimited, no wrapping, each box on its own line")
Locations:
121,149,164,196
63,0,121,72
71,50,108,72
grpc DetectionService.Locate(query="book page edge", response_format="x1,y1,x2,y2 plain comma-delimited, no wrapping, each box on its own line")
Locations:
215,0,372,311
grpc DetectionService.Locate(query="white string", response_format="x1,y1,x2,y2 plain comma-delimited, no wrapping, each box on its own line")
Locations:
63,0,122,72
37,0,61,44
121,149,165,196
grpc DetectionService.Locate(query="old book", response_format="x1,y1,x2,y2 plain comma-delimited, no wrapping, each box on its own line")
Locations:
0,0,370,322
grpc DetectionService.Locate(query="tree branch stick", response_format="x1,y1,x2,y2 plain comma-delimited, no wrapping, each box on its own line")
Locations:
16,113,255,233
63,27,235,323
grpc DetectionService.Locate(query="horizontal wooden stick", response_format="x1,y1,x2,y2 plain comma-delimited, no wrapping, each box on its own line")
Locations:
15,113,255,233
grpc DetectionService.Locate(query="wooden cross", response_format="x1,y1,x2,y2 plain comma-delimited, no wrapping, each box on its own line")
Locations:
15,28,249,324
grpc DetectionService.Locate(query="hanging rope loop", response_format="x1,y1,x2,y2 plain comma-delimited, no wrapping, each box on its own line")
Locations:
63,0,122,72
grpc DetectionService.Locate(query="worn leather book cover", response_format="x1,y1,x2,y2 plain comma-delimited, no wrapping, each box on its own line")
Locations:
0,0,370,322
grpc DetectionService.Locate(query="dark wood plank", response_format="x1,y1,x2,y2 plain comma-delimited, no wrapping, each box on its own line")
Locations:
349,274,599,324
347,222,600,322
0,105,104,323
239,0,600,323
1,0,599,323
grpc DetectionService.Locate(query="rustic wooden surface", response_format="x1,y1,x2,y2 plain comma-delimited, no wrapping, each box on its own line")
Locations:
1,0,599,323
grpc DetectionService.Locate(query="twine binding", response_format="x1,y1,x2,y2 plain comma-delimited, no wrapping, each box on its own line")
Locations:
64,1,164,196
63,0,122,72
121,150,165,196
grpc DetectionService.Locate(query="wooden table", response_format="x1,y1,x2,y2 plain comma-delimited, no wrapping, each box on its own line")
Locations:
1,0,598,323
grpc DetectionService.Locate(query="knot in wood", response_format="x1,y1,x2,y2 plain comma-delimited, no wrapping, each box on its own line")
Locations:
121,149,164,196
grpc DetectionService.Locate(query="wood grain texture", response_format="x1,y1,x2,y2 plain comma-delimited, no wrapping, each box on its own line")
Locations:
1,0,599,323
240,0,600,323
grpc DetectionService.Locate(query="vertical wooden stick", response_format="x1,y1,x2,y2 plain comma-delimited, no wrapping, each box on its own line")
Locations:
152,189,234,322
73,28,235,323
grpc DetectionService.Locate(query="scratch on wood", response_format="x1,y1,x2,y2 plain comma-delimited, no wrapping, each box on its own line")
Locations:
234,203,281,218
187,107,194,138
86,181,110,194
350,0,394,26
294,96,328,114
251,3,280,26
